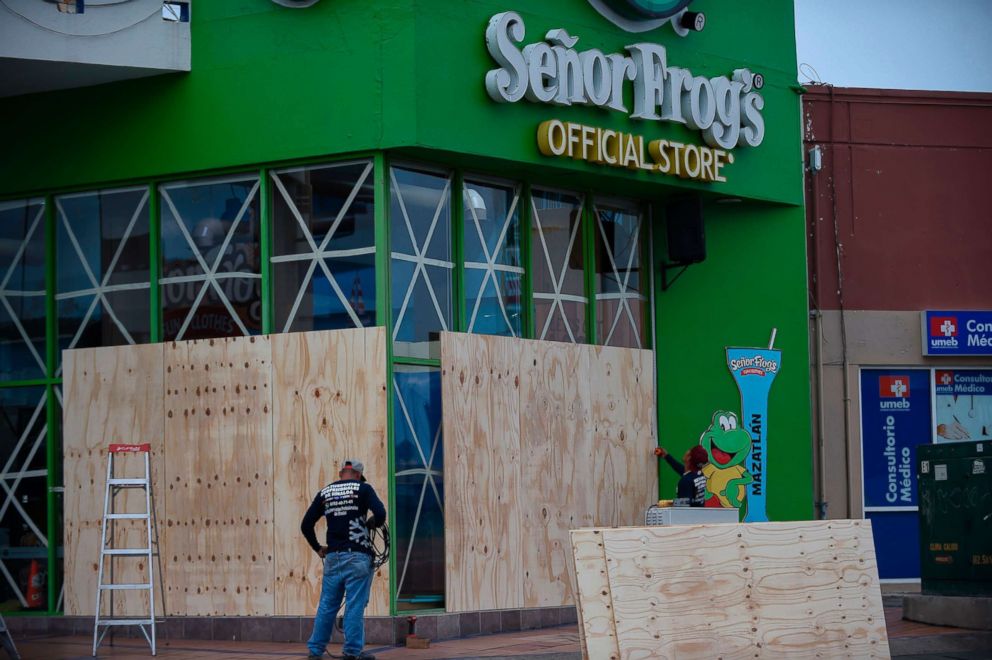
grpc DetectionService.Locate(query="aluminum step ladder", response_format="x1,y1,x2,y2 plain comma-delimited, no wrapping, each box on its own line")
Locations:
92,443,157,656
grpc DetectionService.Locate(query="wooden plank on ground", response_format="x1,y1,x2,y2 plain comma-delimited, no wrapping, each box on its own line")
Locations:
62,344,165,617
519,339,593,608
270,328,389,616
162,336,274,616
570,529,620,660
601,521,890,659
442,333,523,612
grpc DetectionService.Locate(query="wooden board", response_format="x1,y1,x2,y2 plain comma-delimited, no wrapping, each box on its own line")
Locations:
162,336,274,616
270,328,389,616
587,345,657,528
570,529,620,660
62,344,165,617
442,333,523,612
519,340,593,608
440,333,657,614
599,521,889,659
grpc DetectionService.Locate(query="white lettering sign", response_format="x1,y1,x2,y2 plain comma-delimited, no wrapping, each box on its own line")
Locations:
484,11,766,149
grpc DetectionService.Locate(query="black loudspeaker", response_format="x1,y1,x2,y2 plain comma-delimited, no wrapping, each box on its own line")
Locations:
665,196,705,264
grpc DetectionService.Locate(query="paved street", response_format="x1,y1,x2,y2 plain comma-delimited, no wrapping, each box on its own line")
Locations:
9,608,991,659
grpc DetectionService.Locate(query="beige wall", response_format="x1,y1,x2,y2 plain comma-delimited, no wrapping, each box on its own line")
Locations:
810,310,991,519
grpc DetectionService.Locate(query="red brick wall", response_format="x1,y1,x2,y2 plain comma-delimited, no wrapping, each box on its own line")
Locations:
804,86,992,312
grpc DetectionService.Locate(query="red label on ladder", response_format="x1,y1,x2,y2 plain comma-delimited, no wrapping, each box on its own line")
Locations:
109,443,151,453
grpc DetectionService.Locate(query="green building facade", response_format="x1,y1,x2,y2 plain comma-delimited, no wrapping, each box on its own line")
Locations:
0,0,811,614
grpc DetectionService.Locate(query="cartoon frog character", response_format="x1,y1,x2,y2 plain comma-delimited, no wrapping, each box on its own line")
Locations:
699,410,754,512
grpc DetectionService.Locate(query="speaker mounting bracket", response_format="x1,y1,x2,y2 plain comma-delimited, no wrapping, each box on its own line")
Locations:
661,262,691,291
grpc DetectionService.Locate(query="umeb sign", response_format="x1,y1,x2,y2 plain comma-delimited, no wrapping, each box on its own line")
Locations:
923,310,992,356
860,370,932,508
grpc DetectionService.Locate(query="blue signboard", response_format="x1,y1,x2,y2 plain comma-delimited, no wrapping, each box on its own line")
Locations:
861,369,933,580
726,347,781,522
866,511,921,580
934,368,992,442
923,310,992,356
860,369,932,508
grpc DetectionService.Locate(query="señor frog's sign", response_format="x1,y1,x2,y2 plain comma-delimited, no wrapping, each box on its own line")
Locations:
484,11,766,151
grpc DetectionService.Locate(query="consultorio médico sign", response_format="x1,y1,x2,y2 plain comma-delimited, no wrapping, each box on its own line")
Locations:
484,11,766,182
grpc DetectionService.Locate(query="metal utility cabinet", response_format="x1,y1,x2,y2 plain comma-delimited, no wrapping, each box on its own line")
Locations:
917,442,992,596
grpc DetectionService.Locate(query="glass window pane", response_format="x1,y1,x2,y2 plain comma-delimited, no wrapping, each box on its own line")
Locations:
390,167,452,358
594,201,646,348
393,366,444,609
159,175,262,341
56,188,151,358
0,386,49,611
0,199,47,381
531,189,586,343
271,161,376,333
463,179,523,337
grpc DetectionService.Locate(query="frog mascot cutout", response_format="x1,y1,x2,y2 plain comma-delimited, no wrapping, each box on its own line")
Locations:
699,410,754,514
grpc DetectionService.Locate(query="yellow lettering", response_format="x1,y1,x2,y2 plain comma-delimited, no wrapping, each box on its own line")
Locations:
535,121,732,183
602,130,618,165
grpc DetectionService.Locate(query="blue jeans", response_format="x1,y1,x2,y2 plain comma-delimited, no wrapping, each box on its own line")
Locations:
307,551,373,657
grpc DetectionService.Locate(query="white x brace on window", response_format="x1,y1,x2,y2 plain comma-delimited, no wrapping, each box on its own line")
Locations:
0,389,49,608
392,376,443,599
531,194,586,343
54,188,150,374
269,161,375,332
464,184,524,337
159,176,261,340
594,204,646,348
0,199,47,378
390,168,453,344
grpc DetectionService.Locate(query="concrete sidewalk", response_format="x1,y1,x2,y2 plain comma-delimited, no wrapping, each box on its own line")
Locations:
10,608,991,659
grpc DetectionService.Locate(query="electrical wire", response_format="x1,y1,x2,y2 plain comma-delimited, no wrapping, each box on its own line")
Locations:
369,522,390,572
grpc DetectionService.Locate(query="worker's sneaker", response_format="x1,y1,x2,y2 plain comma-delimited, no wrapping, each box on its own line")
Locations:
307,654,325,660
342,654,376,660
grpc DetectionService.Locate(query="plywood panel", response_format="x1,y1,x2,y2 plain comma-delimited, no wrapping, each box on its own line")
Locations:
570,529,620,660
442,333,523,612
162,336,274,616
588,345,657,528
271,328,389,616
519,340,593,608
601,521,889,659
62,344,165,617
441,333,657,614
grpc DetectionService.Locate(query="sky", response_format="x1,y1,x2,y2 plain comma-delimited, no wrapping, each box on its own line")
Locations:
794,0,992,92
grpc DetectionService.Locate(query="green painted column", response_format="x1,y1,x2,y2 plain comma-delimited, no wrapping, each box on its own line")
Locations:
43,195,58,613
149,184,162,343
259,168,273,335
373,152,399,614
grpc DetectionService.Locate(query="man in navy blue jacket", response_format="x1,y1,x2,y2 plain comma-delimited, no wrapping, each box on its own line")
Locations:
302,459,387,660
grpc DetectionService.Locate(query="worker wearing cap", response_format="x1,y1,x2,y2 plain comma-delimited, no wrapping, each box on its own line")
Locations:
302,459,387,660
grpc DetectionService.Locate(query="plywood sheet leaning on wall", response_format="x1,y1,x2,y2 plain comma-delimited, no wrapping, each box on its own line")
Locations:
442,333,523,612
571,521,890,660
162,336,274,616
271,328,389,616
587,345,657,528
519,340,593,608
63,344,165,617
441,333,657,613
